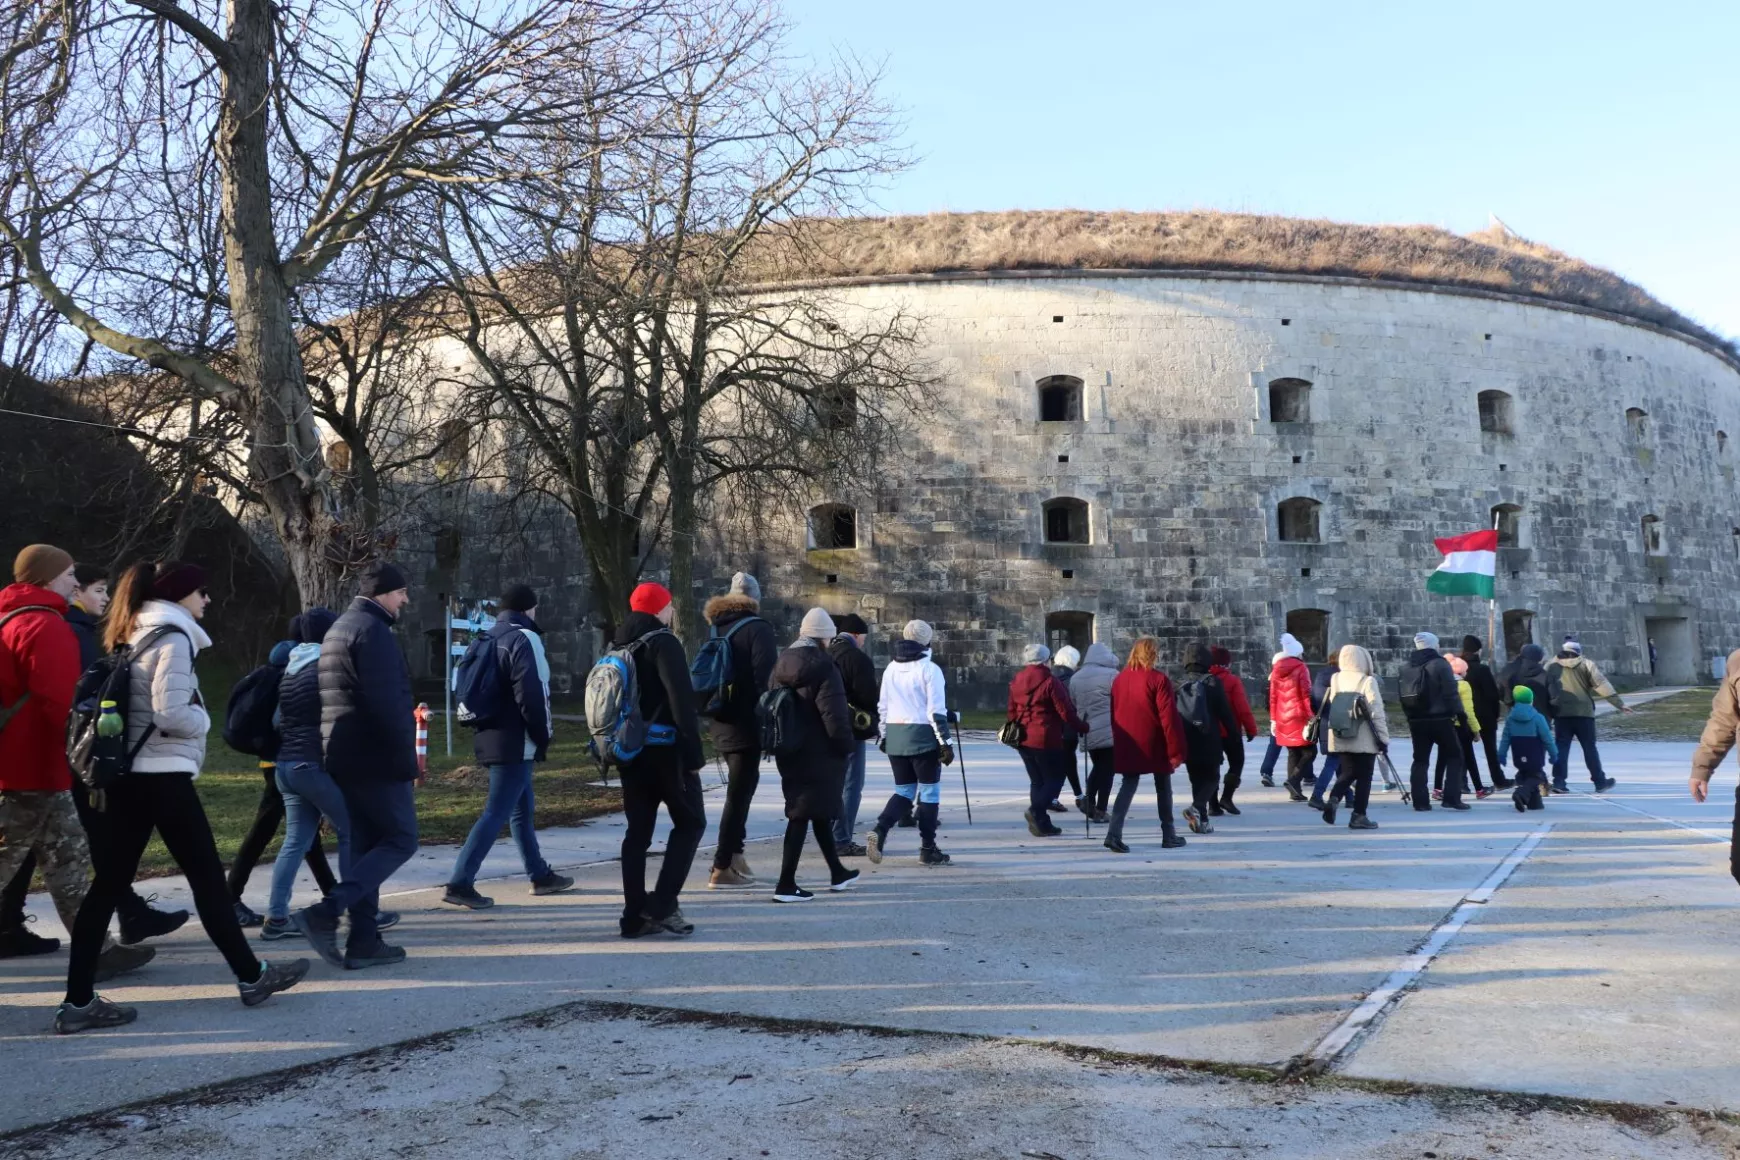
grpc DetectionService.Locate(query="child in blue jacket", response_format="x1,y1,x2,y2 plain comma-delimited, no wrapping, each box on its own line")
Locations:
1498,685,1560,812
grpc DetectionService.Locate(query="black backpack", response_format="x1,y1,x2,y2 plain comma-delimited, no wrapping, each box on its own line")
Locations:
756,686,811,757
1175,676,1215,735
1397,660,1430,718
224,662,285,757
66,626,185,791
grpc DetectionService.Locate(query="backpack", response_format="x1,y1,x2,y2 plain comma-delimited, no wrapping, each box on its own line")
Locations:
1175,676,1214,735
453,629,514,730
223,662,284,757
1398,660,1430,718
1327,690,1371,740
584,629,676,766
0,605,57,734
756,685,810,757
690,616,761,718
1543,662,1567,715
66,626,185,791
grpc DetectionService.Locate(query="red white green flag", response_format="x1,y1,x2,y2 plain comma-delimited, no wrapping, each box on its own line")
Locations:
1427,529,1497,598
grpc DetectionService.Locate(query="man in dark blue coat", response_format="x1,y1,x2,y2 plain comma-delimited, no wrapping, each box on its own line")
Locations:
442,585,574,909
293,562,419,970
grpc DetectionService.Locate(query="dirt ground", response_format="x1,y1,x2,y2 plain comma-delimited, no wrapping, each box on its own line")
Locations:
8,1003,1735,1160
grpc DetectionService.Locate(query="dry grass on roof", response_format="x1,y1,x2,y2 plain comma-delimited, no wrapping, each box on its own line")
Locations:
739,210,1731,355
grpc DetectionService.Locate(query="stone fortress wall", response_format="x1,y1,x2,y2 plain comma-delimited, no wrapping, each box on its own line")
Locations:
729,271,1740,704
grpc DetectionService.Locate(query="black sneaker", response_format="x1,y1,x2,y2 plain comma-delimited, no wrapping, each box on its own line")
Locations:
94,943,155,982
1552,783,1570,794
375,910,401,932
838,842,869,858
1208,800,1225,817
443,884,495,909
621,916,660,939
866,827,887,864
919,846,951,866
772,887,814,903
1287,786,1308,803
233,900,264,928
1161,833,1187,849
240,957,310,1004
1321,800,1337,826
1045,799,1068,813
1024,808,1044,836
259,917,301,941
343,942,406,971
290,905,345,968
1260,777,1276,788
1445,801,1473,811
646,908,694,937
1103,838,1130,854
1594,779,1617,793
55,995,137,1034
118,896,189,945
829,870,862,892
531,872,575,896
1073,796,1088,814
1348,813,1378,830
895,812,917,828
1219,799,1241,816
0,918,60,958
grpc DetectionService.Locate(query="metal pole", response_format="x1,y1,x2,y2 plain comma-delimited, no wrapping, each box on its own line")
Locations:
949,709,973,824
444,595,454,757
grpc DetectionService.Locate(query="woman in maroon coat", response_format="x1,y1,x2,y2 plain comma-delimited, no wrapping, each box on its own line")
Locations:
1106,636,1189,852
1007,644,1087,837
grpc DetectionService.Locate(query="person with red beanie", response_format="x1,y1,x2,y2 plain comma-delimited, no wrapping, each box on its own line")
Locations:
615,581,708,938
1208,646,1259,815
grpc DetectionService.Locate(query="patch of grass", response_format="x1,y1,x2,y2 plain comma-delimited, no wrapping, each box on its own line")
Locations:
1592,689,1714,743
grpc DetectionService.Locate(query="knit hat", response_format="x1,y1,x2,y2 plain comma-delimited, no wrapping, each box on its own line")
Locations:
1414,631,1439,651
903,619,933,646
1182,642,1209,671
1513,685,1535,704
630,581,673,616
1023,643,1052,665
799,607,837,640
1562,640,1584,655
150,562,206,603
834,612,869,636
729,572,762,602
1054,645,1081,669
1462,634,1483,655
1279,632,1305,659
13,544,73,587
288,607,338,644
501,584,538,613
1448,655,1469,677
359,561,408,597
1210,646,1232,667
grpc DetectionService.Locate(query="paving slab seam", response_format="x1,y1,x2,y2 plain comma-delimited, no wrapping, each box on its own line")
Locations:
1299,821,1554,1071
1580,791,1730,844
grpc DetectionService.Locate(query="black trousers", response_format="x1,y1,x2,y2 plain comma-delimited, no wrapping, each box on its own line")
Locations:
620,755,707,929
1477,717,1506,784
228,765,336,899
1185,757,1221,814
1327,752,1376,814
1512,756,1546,810
711,750,761,870
1061,746,1084,798
775,818,847,893
66,773,259,1006
1410,719,1465,806
1018,747,1071,817
1285,745,1316,793
1434,725,1487,792
1085,748,1115,812
1219,735,1245,801
1,778,152,928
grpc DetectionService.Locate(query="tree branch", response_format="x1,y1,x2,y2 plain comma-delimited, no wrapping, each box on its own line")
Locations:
126,0,232,70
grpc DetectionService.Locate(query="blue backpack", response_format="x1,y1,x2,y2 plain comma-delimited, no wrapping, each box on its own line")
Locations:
690,616,761,718
585,629,677,766
453,630,514,730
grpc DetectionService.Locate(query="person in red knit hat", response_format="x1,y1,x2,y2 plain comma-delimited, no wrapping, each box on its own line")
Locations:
615,582,708,938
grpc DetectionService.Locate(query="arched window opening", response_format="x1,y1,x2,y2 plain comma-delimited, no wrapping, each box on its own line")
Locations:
1491,503,1523,548
325,439,352,474
1037,375,1083,422
1042,497,1090,544
1045,611,1094,656
1626,407,1649,441
1641,514,1664,557
816,383,857,430
1269,377,1311,423
1285,609,1330,664
1276,497,1322,543
808,503,858,550
1502,610,1535,658
434,419,471,481
1477,390,1514,435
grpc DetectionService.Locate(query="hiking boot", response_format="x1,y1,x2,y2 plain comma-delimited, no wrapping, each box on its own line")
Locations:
1552,782,1570,794
531,872,575,896
1321,800,1338,826
829,870,862,892
94,943,155,983
1208,800,1225,817
1445,801,1472,811
1161,833,1187,849
343,942,406,971
233,900,263,928
919,846,951,866
1027,810,1063,836
1046,799,1068,813
259,917,301,941
772,886,814,903
1514,796,1527,813
1348,813,1378,830
866,827,888,864
1306,797,1325,811
0,917,59,958
838,842,869,858
1260,776,1275,788
241,957,311,1003
1287,786,1308,803
1073,796,1088,814
1103,837,1130,854
646,908,694,937
442,884,495,910
55,995,137,1035
1218,798,1241,816
290,905,345,968
709,865,756,890
729,854,757,881
1594,778,1617,793
1024,808,1044,836
118,896,189,945
1092,808,1112,824
620,916,659,939
1183,805,1204,834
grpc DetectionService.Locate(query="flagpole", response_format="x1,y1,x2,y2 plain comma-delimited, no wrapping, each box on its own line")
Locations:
1489,508,1499,658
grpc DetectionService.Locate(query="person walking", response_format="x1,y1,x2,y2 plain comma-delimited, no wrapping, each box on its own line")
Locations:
1689,649,1740,886
1175,644,1237,834
1546,641,1629,793
1400,632,1470,811
613,582,708,937
827,613,879,857
1498,686,1558,812
1434,656,1490,799
1257,649,1288,788
292,563,420,970
1319,644,1390,829
1208,646,1258,815
1069,642,1119,823
1650,637,1659,678
703,572,778,890
1050,646,1086,812
868,620,953,866
1008,644,1088,837
64,563,108,668
61,559,308,1033
1305,653,1341,810
1269,634,1316,802
1105,636,1188,852
443,585,574,910
1461,637,1510,789
767,609,862,901
0,547,156,983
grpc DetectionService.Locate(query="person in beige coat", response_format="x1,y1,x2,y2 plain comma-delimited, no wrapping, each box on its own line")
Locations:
1320,644,1391,829
1689,649,1740,888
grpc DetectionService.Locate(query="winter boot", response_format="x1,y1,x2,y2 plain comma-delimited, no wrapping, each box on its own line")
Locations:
919,846,951,866
916,801,942,849
1348,813,1378,830
1160,831,1187,849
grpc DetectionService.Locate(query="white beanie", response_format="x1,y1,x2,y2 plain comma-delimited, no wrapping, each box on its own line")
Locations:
1414,631,1439,651
799,607,837,640
729,572,761,601
1279,633,1305,659
1562,639,1583,655
1023,643,1052,665
903,619,933,646
1054,645,1081,669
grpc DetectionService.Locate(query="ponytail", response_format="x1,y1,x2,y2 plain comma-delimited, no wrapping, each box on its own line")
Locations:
104,560,156,653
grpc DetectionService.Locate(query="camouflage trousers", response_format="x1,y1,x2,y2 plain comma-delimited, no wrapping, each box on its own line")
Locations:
0,790,93,935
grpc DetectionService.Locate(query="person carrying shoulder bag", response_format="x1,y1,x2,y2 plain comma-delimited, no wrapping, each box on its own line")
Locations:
1319,644,1391,830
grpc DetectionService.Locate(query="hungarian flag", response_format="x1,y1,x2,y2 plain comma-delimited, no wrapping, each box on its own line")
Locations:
1427,529,1497,598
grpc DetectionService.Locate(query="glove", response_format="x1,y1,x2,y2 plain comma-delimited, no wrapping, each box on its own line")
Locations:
939,743,955,766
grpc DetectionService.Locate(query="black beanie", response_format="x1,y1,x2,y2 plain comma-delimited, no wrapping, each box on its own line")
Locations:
359,561,408,597
833,612,869,635
1462,634,1483,655
501,583,538,613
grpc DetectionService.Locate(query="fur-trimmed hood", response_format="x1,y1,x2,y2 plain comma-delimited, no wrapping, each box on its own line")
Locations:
704,593,760,624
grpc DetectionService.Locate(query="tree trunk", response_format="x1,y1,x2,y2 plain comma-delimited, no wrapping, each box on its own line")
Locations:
667,442,700,646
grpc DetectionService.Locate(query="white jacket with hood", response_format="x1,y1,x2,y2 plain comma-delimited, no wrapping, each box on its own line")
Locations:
126,599,213,775
1068,642,1120,751
1323,644,1391,755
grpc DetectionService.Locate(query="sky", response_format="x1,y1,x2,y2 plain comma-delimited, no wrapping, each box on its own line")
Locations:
784,0,1740,337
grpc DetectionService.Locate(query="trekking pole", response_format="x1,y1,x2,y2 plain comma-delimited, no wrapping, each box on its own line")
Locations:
948,709,973,824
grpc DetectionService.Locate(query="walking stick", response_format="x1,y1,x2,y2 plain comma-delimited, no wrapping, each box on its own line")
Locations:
948,709,973,823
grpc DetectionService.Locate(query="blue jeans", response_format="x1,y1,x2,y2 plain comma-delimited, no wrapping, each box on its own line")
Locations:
449,760,552,889
1312,754,1340,800
270,761,351,922
1552,716,1607,785
833,741,868,845
1259,736,1282,778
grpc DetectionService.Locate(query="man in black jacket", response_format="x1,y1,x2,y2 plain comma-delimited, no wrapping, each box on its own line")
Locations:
1460,635,1510,789
827,613,879,857
293,562,419,970
1400,632,1469,812
703,572,778,889
619,582,708,938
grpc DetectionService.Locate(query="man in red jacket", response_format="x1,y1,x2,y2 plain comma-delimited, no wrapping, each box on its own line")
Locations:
1209,646,1259,815
0,545,152,977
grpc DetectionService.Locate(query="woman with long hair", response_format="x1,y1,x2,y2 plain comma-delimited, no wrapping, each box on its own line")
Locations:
57,561,308,1034
1105,636,1189,853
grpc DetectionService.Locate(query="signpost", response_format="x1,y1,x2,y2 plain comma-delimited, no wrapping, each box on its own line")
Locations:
444,598,494,757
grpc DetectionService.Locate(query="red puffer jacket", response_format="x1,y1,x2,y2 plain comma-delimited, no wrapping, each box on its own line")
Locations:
1211,665,1259,741
1007,663,1087,750
1268,655,1315,747
0,584,80,793
1110,666,1187,775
